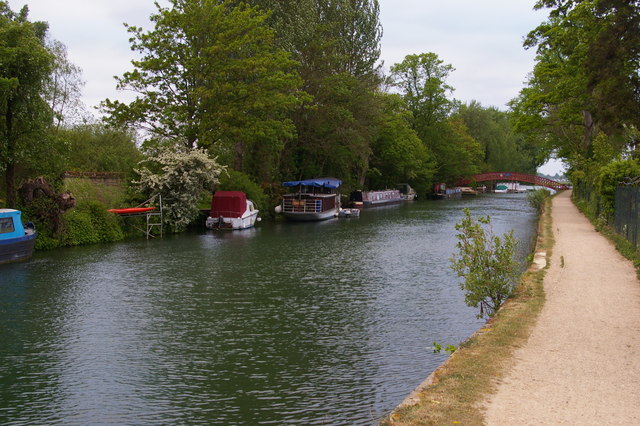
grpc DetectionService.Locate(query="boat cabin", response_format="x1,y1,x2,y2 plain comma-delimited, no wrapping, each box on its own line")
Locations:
0,209,27,240
0,209,36,264
281,178,342,221
210,191,250,218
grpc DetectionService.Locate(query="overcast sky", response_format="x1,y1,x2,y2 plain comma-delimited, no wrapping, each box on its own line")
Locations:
6,0,564,174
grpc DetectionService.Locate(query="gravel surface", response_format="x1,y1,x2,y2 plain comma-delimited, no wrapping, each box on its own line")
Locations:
484,191,640,424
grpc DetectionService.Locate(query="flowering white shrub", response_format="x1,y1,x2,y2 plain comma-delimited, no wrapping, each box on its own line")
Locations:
134,148,225,230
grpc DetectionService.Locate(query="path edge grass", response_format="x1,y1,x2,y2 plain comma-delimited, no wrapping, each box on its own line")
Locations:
381,195,554,425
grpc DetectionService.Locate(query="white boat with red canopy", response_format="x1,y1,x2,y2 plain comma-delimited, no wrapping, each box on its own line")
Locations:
205,191,259,230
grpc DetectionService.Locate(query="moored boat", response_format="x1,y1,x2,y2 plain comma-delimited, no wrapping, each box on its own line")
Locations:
350,189,404,207
460,187,478,196
205,191,259,230
338,208,360,218
430,183,462,199
397,183,417,200
281,178,341,221
0,209,36,264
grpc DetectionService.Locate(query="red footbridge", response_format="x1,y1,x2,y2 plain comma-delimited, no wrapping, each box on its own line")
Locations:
457,172,570,191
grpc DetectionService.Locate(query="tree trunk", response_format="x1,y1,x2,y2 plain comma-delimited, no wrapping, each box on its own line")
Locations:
4,100,16,208
234,141,244,171
5,162,16,208
583,110,594,150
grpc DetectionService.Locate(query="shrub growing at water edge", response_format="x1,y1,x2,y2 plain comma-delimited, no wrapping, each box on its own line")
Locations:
450,209,520,318
527,188,551,213
133,148,225,231
62,200,125,246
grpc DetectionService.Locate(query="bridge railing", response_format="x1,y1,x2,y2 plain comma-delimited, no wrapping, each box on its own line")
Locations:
457,172,570,191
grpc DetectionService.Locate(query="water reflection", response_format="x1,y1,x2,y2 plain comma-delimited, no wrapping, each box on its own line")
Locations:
0,194,537,424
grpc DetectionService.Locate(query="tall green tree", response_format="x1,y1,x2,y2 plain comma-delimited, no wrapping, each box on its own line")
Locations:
390,53,456,136
0,3,54,207
389,52,483,183
512,0,640,164
248,0,384,184
367,94,435,193
45,40,86,129
103,0,304,183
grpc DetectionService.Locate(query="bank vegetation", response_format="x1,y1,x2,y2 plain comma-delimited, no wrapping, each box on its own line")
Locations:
0,0,540,247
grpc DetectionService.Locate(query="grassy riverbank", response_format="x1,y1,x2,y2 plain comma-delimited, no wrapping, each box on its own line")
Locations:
383,196,553,425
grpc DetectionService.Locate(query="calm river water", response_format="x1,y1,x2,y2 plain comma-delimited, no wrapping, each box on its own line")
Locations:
0,194,537,425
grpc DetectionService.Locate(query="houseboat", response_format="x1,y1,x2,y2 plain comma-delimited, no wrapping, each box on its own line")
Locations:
0,209,36,264
350,189,404,207
281,178,342,221
205,191,260,230
430,183,462,199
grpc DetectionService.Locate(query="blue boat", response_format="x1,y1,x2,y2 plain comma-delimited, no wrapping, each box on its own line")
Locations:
280,178,342,221
0,209,36,264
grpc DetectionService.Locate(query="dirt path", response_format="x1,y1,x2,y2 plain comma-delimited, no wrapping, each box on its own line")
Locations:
484,190,640,425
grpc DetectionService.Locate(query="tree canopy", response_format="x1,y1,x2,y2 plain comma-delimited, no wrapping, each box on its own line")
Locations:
511,0,640,164
0,2,54,207
103,0,304,183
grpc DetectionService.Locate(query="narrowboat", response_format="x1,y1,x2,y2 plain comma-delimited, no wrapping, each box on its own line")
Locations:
205,191,260,230
350,189,404,207
0,209,36,264
430,183,462,199
281,178,342,221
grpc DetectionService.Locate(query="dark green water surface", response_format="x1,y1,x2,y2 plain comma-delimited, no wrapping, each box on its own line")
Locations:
0,194,537,425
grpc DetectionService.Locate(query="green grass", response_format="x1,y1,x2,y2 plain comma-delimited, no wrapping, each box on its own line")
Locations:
64,177,127,208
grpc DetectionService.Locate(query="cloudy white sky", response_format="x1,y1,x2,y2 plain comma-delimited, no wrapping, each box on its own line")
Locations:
6,0,564,174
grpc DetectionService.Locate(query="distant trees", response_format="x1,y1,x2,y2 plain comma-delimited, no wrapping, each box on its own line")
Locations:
367,94,435,193
456,101,537,173
390,53,456,134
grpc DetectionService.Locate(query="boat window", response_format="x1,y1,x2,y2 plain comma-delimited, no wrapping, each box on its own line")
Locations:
0,217,15,234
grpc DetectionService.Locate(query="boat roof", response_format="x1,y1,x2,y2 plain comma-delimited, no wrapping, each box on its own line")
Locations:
0,209,26,240
211,191,248,218
281,177,342,189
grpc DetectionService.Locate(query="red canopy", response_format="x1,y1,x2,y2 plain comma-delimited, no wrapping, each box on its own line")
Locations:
210,191,247,218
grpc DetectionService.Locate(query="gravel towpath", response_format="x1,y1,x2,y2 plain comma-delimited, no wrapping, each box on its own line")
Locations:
484,190,640,425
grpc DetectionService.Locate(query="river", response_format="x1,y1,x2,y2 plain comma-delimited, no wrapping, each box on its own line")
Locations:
0,193,537,425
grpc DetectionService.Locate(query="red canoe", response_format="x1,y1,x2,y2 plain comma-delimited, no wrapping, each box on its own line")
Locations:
107,207,156,215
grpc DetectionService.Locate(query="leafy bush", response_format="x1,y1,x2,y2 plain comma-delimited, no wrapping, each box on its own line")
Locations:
597,159,640,216
450,209,520,318
527,188,551,213
61,200,125,246
62,209,99,246
217,170,268,213
133,148,225,231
